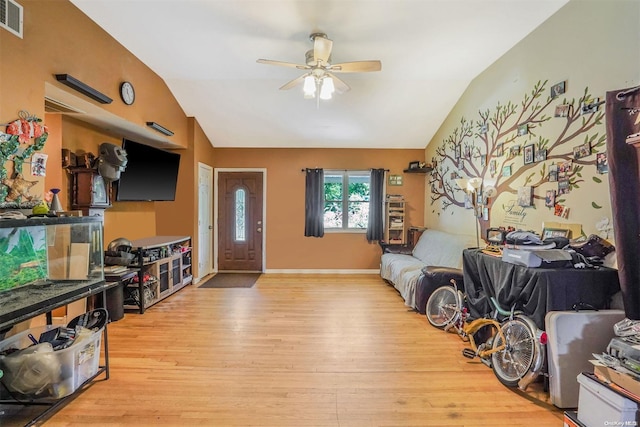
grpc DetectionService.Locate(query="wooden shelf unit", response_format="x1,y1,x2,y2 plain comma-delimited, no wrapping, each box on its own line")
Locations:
121,236,192,314
384,198,406,244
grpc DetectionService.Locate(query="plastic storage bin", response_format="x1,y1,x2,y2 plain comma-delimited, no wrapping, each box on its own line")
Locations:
577,373,638,426
0,324,103,399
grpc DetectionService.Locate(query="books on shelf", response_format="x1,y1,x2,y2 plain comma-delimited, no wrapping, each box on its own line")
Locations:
386,194,405,202
104,265,128,274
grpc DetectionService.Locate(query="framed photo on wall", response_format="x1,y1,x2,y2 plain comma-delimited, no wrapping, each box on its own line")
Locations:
545,190,556,208
573,142,591,159
597,153,609,174
555,104,570,118
548,164,558,182
523,144,534,165
517,123,528,136
388,174,403,186
551,81,566,98
534,148,547,162
517,186,533,207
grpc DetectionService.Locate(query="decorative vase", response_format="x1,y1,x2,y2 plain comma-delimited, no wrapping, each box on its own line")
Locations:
50,188,63,213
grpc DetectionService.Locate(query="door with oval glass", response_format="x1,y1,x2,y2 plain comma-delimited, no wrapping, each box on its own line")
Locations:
217,172,263,271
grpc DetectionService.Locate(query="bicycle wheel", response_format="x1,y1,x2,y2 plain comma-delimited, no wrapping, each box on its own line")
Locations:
425,285,461,329
490,317,535,387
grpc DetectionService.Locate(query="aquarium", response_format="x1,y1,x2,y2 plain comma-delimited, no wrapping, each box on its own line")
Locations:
0,225,48,292
0,216,104,329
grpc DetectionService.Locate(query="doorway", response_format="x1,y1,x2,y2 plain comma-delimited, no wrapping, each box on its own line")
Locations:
197,163,213,280
215,170,265,272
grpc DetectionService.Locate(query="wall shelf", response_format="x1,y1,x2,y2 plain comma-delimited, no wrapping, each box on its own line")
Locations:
403,167,433,174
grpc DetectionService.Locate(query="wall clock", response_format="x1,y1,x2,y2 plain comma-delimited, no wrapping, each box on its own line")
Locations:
120,81,135,105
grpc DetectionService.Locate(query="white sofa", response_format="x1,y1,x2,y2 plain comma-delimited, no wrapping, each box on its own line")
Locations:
380,229,474,309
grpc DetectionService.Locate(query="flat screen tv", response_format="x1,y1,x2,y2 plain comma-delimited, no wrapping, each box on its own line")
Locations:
116,139,181,201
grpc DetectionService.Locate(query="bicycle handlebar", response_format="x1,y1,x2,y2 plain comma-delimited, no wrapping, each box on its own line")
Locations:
489,296,514,318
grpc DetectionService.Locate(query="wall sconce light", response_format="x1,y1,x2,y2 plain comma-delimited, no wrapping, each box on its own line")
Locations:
54,74,112,104
146,121,174,136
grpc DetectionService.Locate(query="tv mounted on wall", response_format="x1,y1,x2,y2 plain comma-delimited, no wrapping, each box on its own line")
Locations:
116,139,181,201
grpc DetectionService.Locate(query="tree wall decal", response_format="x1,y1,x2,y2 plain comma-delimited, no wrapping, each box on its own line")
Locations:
428,80,605,236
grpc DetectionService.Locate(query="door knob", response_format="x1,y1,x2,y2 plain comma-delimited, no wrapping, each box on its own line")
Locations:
257,227,262,233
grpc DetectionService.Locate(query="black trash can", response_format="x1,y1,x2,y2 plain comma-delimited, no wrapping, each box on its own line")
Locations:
105,282,125,322
91,282,125,322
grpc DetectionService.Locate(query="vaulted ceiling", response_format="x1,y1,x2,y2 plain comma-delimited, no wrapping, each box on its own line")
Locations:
70,0,568,149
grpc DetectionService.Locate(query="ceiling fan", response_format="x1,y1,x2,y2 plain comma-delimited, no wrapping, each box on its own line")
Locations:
257,33,382,101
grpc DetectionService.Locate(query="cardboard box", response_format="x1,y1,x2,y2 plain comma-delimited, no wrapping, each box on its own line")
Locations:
591,360,640,398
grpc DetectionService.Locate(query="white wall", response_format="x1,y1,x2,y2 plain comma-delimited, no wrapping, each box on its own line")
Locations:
424,0,640,242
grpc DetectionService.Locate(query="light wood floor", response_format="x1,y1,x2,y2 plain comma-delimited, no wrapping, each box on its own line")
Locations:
45,274,563,426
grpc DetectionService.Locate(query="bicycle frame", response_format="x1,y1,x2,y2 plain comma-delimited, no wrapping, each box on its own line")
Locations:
511,314,546,391
439,279,546,390
489,296,546,390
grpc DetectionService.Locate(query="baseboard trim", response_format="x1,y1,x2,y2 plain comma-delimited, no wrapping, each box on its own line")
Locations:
264,269,380,274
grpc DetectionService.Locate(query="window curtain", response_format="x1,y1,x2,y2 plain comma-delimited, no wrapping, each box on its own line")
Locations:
304,168,324,237
366,168,385,242
605,86,640,319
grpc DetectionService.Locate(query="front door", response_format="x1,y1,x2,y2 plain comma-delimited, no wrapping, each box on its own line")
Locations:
217,172,263,271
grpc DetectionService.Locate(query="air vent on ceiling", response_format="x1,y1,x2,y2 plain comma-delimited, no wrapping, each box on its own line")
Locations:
0,0,23,38
44,96,85,114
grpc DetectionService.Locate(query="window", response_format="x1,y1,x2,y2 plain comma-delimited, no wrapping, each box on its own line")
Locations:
324,170,370,230
235,188,246,241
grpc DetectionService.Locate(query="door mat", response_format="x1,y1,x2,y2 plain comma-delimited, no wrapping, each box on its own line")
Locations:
198,273,261,289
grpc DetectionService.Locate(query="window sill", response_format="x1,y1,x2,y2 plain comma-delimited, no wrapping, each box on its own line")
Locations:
324,228,367,234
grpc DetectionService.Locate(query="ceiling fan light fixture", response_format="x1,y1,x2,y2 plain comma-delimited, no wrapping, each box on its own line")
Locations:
257,32,380,100
303,75,316,97
319,77,335,100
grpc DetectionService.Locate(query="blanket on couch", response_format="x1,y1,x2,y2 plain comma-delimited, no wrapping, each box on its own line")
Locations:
381,229,474,309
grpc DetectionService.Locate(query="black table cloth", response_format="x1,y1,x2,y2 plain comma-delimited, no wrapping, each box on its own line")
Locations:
462,249,621,330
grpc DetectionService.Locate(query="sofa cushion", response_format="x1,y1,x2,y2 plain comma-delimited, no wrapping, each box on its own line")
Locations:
412,229,474,269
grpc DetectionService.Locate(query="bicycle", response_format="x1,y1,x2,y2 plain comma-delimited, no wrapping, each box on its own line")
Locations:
425,279,547,390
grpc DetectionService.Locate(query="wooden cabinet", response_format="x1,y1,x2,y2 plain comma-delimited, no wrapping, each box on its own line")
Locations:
69,168,111,216
384,198,406,244
121,236,192,314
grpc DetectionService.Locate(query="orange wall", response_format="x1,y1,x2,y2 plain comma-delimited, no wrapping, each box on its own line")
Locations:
154,118,199,255
213,148,426,270
42,114,63,194
1,1,213,274
188,118,216,276
1,0,189,148
1,1,427,274
59,117,158,243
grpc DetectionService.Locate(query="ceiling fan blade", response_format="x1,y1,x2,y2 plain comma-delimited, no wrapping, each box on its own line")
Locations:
313,35,333,65
257,59,309,70
330,60,382,73
327,73,350,94
279,73,308,90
